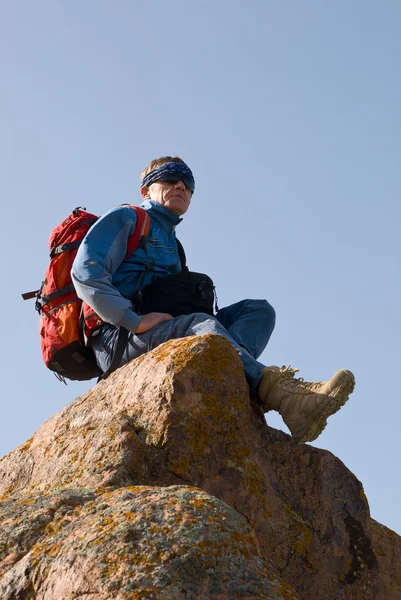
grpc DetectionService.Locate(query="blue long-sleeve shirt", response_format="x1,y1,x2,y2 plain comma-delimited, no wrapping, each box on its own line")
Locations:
71,200,183,333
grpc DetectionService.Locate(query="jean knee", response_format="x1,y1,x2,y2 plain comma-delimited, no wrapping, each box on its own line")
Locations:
258,299,276,330
190,312,227,335
189,311,218,323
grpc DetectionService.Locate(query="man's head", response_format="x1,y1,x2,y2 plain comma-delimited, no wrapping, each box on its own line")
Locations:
140,156,194,216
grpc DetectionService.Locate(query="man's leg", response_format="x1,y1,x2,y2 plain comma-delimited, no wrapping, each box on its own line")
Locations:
91,312,355,445
215,299,276,359
91,313,266,394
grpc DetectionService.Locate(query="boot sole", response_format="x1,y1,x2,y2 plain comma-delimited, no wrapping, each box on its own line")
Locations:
294,371,355,444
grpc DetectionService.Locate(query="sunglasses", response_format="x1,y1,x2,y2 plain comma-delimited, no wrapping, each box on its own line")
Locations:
157,175,194,192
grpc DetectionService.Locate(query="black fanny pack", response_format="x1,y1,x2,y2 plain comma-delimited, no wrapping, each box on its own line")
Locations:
135,271,216,317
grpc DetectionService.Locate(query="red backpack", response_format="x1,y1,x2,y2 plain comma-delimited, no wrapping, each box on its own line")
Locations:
22,206,150,382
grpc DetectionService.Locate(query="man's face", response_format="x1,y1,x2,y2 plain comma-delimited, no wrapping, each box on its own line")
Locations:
140,179,192,216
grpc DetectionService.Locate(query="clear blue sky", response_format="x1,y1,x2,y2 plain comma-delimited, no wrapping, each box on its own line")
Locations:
2,2,400,534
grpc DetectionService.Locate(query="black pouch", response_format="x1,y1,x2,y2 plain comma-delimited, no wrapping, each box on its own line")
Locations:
135,271,216,317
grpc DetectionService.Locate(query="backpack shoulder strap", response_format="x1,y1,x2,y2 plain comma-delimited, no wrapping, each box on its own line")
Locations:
122,204,187,271
124,206,151,262
176,238,188,271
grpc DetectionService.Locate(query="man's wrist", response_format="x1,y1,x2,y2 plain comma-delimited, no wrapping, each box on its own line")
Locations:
120,309,142,334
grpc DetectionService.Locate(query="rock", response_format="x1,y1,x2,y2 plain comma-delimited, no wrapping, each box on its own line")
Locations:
370,519,401,599
0,487,297,599
0,334,399,599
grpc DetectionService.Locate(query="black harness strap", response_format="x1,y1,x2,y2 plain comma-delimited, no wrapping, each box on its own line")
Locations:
45,297,79,316
176,238,188,271
40,284,75,305
50,240,81,258
100,326,129,380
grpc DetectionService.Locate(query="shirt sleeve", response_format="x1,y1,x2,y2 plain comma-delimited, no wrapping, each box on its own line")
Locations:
71,205,142,333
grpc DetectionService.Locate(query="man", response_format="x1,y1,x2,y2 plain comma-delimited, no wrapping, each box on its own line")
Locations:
72,156,355,444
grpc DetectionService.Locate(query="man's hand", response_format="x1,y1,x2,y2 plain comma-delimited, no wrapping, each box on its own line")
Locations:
136,312,173,334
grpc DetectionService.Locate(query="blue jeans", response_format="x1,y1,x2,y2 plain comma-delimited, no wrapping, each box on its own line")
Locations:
91,299,276,394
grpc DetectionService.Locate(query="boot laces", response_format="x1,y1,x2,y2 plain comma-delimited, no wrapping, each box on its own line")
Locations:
279,366,324,391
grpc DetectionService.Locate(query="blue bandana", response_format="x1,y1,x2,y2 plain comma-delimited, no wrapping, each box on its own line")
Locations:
141,161,195,193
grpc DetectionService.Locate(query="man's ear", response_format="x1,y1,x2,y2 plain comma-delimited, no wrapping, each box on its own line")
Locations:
140,185,150,199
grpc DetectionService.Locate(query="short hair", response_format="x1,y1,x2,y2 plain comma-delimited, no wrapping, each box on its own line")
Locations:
140,156,188,182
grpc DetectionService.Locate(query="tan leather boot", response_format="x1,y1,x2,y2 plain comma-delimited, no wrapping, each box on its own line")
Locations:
258,366,355,444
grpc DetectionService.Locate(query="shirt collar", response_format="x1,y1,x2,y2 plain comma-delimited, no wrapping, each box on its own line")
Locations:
140,199,183,229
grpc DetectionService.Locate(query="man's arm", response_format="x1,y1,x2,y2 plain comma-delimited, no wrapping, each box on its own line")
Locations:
72,205,172,335
71,205,143,333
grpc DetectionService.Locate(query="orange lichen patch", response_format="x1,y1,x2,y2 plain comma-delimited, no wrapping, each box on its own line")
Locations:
153,335,244,380
16,436,34,453
292,521,313,556
277,580,301,599
0,490,97,577
283,504,314,557
244,459,268,497
167,455,191,478
360,487,369,507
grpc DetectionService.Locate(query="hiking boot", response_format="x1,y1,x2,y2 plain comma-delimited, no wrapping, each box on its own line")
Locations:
258,366,355,444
